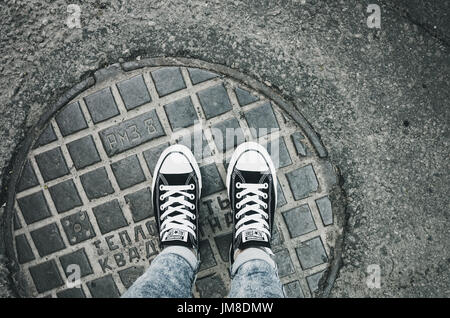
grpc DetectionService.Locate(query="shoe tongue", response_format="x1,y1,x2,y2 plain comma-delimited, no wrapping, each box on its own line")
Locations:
235,171,270,245
237,169,269,184
162,229,189,242
162,173,191,185
162,230,196,250
241,229,268,243
160,173,192,229
235,170,269,213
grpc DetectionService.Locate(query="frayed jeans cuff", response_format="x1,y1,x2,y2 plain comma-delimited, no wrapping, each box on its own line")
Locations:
231,247,276,276
160,246,200,272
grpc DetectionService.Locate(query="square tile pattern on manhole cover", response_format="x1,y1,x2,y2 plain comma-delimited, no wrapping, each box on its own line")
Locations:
11,65,341,298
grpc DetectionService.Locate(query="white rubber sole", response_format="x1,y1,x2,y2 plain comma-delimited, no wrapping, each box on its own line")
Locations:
226,141,278,204
151,144,202,202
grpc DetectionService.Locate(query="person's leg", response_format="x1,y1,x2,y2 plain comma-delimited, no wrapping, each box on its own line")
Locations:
122,246,198,298
123,144,202,298
226,142,284,298
228,247,284,298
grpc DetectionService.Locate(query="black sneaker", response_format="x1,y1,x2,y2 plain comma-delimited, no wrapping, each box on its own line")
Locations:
226,141,277,264
151,145,202,251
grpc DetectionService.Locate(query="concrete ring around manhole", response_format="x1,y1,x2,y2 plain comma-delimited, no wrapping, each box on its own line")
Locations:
3,57,346,298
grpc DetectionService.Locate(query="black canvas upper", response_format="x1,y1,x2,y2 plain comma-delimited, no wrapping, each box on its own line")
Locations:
228,162,276,264
152,155,200,250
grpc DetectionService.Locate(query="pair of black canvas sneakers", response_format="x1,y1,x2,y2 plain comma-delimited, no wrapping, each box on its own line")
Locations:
151,142,277,267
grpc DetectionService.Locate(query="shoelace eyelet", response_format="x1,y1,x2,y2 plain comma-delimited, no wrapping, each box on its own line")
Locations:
160,195,165,200
189,194,195,200
189,184,195,190
159,185,164,191
236,182,242,189
263,183,268,189
262,193,268,199
236,193,242,199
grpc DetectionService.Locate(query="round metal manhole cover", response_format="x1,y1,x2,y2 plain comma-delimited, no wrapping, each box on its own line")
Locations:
6,58,345,298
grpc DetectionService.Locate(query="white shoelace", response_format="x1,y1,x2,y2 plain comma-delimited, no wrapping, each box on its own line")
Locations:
159,184,197,240
234,182,270,239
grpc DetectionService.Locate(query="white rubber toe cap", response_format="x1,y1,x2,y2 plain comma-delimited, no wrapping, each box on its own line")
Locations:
235,151,269,172
160,152,193,174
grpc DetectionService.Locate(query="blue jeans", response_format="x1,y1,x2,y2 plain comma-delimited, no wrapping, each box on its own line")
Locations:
122,246,285,298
